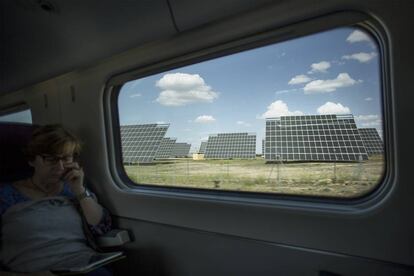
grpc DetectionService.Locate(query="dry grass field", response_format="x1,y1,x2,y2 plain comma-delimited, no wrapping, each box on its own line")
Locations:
124,155,385,198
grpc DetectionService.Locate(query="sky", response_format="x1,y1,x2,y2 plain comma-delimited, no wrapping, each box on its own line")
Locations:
0,28,382,154
119,27,381,153
0,109,32,123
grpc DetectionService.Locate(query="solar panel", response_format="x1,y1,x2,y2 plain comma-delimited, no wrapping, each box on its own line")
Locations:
155,137,177,159
204,132,256,159
358,128,384,155
265,114,369,162
120,124,169,164
262,139,265,156
171,142,191,157
199,141,207,154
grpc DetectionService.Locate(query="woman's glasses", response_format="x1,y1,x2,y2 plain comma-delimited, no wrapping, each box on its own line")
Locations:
41,154,74,165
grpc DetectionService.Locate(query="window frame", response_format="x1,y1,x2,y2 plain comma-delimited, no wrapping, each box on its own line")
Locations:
104,10,394,211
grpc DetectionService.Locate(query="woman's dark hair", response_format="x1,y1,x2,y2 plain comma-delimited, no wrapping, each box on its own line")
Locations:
24,124,82,161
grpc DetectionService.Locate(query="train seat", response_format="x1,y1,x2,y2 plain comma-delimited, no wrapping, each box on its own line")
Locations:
0,122,35,183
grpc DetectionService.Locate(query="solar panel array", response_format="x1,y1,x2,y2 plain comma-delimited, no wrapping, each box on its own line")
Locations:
204,133,256,159
265,114,369,162
155,137,177,158
120,124,169,164
359,128,384,155
262,139,265,156
199,141,207,154
172,143,191,157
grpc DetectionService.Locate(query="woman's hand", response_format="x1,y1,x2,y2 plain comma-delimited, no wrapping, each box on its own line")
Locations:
62,162,85,195
62,162,106,226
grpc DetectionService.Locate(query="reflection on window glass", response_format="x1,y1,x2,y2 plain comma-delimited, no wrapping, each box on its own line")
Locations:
117,27,385,198
0,109,32,124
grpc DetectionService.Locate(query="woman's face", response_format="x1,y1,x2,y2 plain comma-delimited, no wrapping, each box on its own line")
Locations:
30,143,75,185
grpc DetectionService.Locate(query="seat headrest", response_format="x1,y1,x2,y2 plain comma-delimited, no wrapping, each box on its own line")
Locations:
0,122,36,182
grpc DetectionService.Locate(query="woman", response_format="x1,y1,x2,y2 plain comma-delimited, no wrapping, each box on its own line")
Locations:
0,125,112,275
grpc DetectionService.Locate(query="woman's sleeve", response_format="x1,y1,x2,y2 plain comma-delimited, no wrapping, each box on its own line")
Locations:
0,197,10,217
63,183,113,236
0,184,17,217
87,206,112,236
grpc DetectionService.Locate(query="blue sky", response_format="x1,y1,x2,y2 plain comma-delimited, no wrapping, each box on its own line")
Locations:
119,27,382,153
0,109,32,123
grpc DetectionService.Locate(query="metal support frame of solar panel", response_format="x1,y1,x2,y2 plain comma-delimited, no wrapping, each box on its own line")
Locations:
199,141,207,154
358,128,384,155
155,137,177,159
120,124,169,164
265,114,368,162
204,132,256,159
172,143,191,157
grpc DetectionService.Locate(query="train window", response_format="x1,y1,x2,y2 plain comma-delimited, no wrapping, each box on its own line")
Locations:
117,26,385,198
0,108,32,124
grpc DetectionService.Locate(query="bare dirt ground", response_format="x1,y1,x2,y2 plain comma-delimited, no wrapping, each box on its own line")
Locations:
124,155,385,198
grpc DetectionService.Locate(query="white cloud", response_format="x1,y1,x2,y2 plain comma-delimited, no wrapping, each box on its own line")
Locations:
342,52,377,63
365,97,373,101
260,100,303,119
156,73,218,106
346,30,371,43
124,79,142,90
308,61,331,74
237,121,251,127
288,74,312,85
129,93,142,98
275,88,298,94
317,102,351,115
354,114,382,127
303,73,360,94
195,115,216,123
332,60,346,66
356,115,379,121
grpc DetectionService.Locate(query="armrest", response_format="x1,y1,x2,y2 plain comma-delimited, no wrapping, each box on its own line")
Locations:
97,229,131,247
